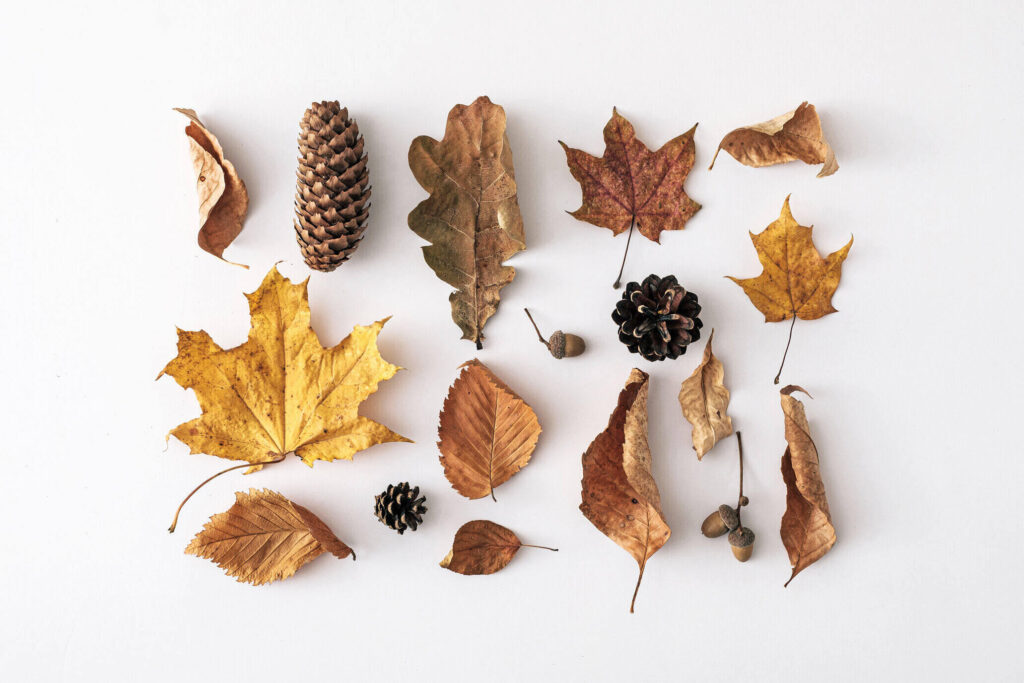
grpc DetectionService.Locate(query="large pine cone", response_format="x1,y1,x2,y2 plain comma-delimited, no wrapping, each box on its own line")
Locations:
294,101,370,272
612,274,702,361
374,482,427,535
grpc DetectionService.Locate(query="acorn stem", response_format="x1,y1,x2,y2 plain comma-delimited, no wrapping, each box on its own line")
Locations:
613,218,636,289
523,308,550,348
774,315,797,384
735,431,744,528
167,453,286,532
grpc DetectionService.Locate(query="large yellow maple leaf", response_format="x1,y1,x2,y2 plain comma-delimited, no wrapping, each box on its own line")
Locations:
159,266,410,469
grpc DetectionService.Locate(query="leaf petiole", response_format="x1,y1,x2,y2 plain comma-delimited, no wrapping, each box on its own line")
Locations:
168,453,286,533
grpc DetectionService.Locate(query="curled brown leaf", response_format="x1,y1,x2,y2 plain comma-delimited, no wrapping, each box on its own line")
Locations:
678,329,733,459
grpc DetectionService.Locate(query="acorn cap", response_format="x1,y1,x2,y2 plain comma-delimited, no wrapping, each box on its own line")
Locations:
728,526,755,548
549,330,566,359
718,504,739,530
739,495,749,507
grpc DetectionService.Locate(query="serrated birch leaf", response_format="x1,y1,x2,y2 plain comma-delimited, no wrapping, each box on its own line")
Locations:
440,520,557,575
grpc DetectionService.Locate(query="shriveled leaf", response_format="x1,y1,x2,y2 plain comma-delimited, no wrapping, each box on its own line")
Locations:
440,520,556,575
438,359,541,501
174,108,249,266
678,329,733,459
408,96,525,348
779,386,836,586
560,108,700,242
709,102,838,177
185,488,353,585
580,368,670,613
158,266,410,471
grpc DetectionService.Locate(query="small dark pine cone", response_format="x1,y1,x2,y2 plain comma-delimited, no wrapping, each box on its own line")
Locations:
374,482,427,535
612,274,702,361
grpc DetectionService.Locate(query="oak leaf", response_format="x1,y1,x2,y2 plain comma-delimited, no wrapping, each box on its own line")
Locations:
174,108,249,267
580,368,670,613
408,96,525,349
727,196,853,383
438,359,540,501
440,520,557,575
709,102,838,177
678,329,733,459
185,488,354,585
779,386,836,586
159,266,410,471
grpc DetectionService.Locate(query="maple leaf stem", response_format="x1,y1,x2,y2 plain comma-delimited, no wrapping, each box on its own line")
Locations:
735,431,744,528
520,544,559,552
168,454,286,533
523,308,550,349
774,316,797,385
613,218,636,289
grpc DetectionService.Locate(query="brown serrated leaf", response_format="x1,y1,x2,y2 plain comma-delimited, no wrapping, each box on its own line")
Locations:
580,368,670,613
779,386,836,586
678,329,733,459
709,102,838,177
408,96,525,349
438,359,541,501
185,488,354,585
440,520,557,575
174,108,249,267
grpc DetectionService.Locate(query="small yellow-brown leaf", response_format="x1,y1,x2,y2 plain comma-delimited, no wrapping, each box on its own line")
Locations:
440,520,556,575
174,108,249,267
185,488,353,585
779,386,836,586
710,102,838,177
678,329,733,459
438,359,541,501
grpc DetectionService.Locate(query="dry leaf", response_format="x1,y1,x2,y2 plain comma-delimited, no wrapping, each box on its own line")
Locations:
438,359,541,501
678,329,733,459
580,368,670,613
408,96,525,349
727,196,853,383
440,520,557,575
779,386,836,586
174,108,249,266
158,266,410,471
709,102,838,177
186,488,353,585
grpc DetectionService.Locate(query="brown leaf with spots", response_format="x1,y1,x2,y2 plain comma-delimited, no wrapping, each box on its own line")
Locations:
580,368,670,613
440,520,557,575
185,488,354,585
780,386,836,587
678,329,733,459
438,360,541,501
709,102,838,177
174,108,249,267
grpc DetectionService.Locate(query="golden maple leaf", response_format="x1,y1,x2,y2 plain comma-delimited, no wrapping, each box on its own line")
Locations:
159,266,410,470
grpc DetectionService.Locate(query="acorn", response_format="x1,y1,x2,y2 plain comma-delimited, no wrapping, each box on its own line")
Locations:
700,504,739,538
728,526,755,562
524,308,585,359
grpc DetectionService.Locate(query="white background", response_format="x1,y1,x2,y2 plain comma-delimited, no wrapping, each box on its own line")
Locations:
2,1,1021,680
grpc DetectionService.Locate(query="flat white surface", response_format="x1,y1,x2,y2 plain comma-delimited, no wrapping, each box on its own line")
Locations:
1,1,1021,680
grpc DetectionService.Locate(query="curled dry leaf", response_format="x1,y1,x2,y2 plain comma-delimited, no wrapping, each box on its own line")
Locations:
709,102,838,177
174,108,249,267
779,386,836,586
580,369,670,613
438,359,541,501
678,329,733,459
185,488,354,585
408,96,525,349
158,266,410,471
440,520,557,575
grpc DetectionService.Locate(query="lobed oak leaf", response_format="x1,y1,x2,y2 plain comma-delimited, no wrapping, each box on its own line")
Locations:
158,266,410,471
174,108,249,267
438,359,541,501
408,96,525,349
678,329,734,459
440,520,557,575
580,369,670,613
185,488,353,585
779,386,836,586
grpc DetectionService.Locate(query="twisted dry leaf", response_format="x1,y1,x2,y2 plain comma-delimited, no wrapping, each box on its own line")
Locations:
185,488,354,585
728,196,853,383
158,266,410,471
709,102,838,177
678,329,733,459
780,386,836,586
440,520,557,575
174,108,249,267
438,359,541,501
408,96,525,349
580,368,670,613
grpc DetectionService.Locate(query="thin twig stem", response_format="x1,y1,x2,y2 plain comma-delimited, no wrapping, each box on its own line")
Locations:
523,308,549,347
613,218,636,289
167,454,286,532
774,315,797,385
735,431,744,528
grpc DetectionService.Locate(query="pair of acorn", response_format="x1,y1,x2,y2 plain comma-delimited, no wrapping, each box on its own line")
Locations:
701,497,755,561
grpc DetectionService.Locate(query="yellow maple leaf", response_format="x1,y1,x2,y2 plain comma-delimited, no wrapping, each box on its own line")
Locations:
159,266,411,470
